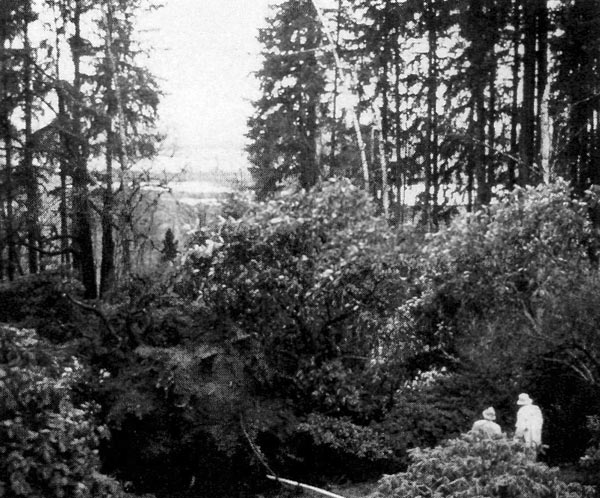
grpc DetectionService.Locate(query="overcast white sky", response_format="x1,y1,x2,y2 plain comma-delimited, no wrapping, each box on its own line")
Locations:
141,1,277,172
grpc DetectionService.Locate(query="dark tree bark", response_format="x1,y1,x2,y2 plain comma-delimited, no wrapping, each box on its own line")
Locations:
23,8,40,274
509,0,520,188
519,0,536,185
329,0,343,174
0,27,17,281
100,125,116,296
394,41,404,223
535,0,548,162
424,0,438,227
70,0,97,298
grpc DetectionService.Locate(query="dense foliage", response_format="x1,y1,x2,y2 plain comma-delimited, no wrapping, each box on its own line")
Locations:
374,433,596,498
182,179,410,414
0,325,141,498
3,179,600,497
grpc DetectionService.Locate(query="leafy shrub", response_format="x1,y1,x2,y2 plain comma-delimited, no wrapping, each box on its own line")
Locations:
0,273,82,342
579,415,600,485
374,364,520,456
296,414,394,460
374,433,595,498
393,182,600,463
0,325,139,498
407,181,596,362
251,411,403,484
179,179,412,413
93,179,415,490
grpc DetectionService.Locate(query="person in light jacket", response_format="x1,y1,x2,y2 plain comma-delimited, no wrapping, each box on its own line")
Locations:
471,406,502,437
514,393,543,449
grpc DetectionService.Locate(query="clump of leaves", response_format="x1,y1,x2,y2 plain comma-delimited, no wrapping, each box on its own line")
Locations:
0,273,83,342
0,325,140,498
374,433,595,498
407,181,596,360
393,181,600,461
579,415,600,485
180,178,412,413
296,413,395,461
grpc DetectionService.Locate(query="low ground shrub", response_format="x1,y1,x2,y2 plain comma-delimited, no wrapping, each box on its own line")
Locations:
0,325,141,498
284,413,403,482
0,273,82,342
374,433,595,498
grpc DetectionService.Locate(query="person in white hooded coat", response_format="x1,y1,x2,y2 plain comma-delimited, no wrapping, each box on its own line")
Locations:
514,393,543,449
471,407,502,438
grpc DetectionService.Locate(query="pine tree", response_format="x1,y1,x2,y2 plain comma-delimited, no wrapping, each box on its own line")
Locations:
160,228,178,262
247,0,327,197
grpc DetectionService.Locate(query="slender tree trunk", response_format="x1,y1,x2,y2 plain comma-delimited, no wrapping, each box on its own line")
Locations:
394,41,404,223
100,5,117,296
310,0,369,190
1,31,17,281
380,36,391,219
509,0,520,188
466,108,475,212
329,0,342,174
105,0,133,277
100,126,116,296
53,7,71,268
0,199,5,280
424,0,438,227
487,61,496,194
71,1,97,298
467,0,490,207
23,12,40,274
377,126,389,218
2,122,16,281
519,0,536,185
535,0,548,158
536,0,551,181
474,85,487,205
58,90,71,267
370,125,376,197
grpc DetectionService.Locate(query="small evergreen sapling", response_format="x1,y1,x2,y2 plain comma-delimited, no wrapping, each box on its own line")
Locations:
160,228,179,262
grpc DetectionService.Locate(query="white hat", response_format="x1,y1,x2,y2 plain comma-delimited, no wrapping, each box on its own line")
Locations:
482,407,496,420
517,393,533,405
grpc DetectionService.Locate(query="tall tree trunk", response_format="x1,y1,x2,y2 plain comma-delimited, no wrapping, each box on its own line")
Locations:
23,10,40,274
394,41,404,223
2,121,16,281
70,1,97,298
536,0,551,181
519,0,536,185
58,89,71,267
487,60,497,195
1,31,17,281
100,4,117,296
377,126,389,218
310,0,369,191
100,126,116,296
466,109,475,212
509,0,520,188
535,0,548,159
467,0,490,207
425,0,438,227
0,199,5,280
329,0,342,174
104,0,132,278
380,35,390,218
53,8,71,267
